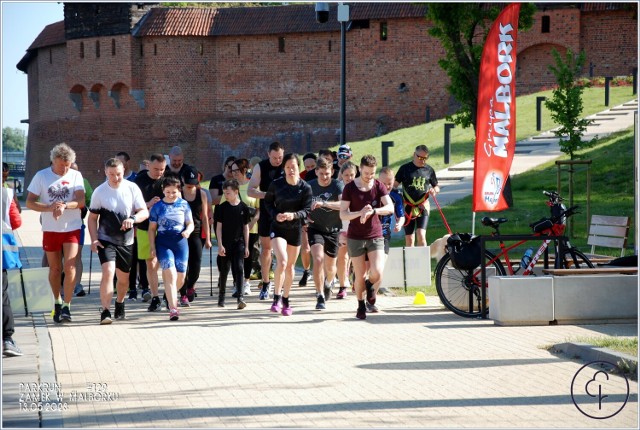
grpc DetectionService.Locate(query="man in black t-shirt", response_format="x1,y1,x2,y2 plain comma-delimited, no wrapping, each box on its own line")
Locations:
247,141,284,300
394,145,440,247
133,154,166,309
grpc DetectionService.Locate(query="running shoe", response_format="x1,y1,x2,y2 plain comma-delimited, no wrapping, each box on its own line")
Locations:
237,297,247,310
298,270,310,287
186,287,196,302
74,284,86,297
366,302,379,313
259,285,269,300
53,303,62,323
141,289,152,302
249,271,261,281
100,308,113,325
3,339,23,357
147,296,162,312
270,299,282,313
356,308,366,320
281,305,293,316
127,289,138,301
269,270,275,280
114,302,125,320
323,281,333,301
180,296,190,307
315,295,326,310
60,306,72,323
336,286,347,299
243,282,252,296
169,308,180,321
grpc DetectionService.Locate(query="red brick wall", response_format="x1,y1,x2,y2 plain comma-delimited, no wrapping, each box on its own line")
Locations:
24,8,637,186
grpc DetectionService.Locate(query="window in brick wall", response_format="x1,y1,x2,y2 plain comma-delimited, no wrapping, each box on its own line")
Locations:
328,40,332,52
140,43,144,57
49,49,52,64
380,22,388,41
112,39,116,56
541,15,550,33
96,40,100,58
278,37,285,53
237,43,241,56
199,43,204,55
154,44,157,56
80,42,84,59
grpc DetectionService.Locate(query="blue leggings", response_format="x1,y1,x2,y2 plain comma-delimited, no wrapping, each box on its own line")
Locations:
156,233,189,272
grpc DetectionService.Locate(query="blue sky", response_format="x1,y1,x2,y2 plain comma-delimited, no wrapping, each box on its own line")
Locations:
2,1,64,133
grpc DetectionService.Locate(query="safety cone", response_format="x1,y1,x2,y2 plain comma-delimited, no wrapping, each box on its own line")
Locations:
413,291,427,305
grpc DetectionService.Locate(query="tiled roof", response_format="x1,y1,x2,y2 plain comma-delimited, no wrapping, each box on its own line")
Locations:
579,2,635,11
135,3,429,37
28,20,66,50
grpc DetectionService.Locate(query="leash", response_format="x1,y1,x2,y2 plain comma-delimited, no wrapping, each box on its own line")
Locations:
431,194,452,235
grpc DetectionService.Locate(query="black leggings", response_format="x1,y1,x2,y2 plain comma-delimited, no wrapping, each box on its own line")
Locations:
217,241,245,292
244,233,259,280
181,234,203,295
3,270,15,340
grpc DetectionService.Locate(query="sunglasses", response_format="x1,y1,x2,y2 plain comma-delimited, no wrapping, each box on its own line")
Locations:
338,153,351,160
415,153,429,161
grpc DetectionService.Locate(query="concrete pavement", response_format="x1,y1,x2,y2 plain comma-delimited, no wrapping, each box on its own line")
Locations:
2,100,638,428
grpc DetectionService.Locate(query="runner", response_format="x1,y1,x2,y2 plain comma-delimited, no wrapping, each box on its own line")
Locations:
340,155,394,320
306,156,343,309
87,158,148,324
133,154,166,310
263,153,312,316
148,176,194,321
247,141,284,300
214,179,251,309
26,143,85,323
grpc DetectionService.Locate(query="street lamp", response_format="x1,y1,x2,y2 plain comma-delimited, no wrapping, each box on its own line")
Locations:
316,2,350,146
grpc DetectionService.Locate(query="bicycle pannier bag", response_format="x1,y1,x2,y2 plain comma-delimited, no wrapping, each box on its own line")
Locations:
530,218,553,233
447,233,481,270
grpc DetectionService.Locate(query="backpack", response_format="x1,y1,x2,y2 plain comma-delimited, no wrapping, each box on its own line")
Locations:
446,233,481,270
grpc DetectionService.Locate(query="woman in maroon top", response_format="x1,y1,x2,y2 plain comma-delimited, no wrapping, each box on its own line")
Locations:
340,155,394,320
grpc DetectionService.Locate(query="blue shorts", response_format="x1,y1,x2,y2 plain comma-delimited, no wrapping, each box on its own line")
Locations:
155,233,189,272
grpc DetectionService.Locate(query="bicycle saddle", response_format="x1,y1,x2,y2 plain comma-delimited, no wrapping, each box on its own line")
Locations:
481,216,508,228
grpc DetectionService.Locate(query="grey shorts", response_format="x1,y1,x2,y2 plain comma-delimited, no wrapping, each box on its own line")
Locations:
346,237,385,258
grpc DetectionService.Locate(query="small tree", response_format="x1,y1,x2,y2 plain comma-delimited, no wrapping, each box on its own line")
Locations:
2,127,26,152
545,48,595,160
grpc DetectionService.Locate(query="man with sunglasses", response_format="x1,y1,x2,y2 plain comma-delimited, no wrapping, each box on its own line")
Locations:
394,145,440,247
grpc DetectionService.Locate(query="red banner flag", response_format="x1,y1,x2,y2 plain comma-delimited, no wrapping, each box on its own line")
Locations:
472,3,520,212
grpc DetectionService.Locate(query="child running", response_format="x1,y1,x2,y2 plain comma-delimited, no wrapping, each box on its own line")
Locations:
148,176,194,321
214,179,251,309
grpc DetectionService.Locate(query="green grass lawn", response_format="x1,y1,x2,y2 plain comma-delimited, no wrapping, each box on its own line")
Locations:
340,86,636,175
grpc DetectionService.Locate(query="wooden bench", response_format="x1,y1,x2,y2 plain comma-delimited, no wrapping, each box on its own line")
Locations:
542,267,638,276
587,215,630,258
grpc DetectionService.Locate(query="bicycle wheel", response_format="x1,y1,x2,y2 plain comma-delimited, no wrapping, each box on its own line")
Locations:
435,250,506,318
559,248,594,269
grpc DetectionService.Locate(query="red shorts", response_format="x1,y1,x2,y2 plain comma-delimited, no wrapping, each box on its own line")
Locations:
43,230,81,252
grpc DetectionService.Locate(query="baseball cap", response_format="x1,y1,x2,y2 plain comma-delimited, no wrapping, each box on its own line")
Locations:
182,167,199,185
337,144,352,159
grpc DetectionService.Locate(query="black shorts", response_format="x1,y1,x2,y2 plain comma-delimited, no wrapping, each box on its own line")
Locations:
383,234,390,255
404,211,429,236
97,241,134,273
270,226,302,247
307,228,339,258
258,212,272,237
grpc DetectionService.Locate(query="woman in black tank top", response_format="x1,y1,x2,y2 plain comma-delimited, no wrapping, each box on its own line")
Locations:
179,169,212,304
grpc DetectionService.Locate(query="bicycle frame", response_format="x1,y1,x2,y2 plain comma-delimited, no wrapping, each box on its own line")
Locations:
473,222,566,279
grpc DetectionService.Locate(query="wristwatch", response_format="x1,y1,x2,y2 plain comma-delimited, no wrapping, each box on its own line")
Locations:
129,215,136,223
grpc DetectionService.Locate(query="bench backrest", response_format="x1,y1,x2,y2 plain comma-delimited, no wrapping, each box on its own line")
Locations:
588,215,630,257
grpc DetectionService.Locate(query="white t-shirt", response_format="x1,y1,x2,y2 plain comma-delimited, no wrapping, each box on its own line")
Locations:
90,180,147,246
27,166,85,232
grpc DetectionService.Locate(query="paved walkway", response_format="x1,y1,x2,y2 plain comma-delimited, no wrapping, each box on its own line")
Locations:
2,101,638,428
